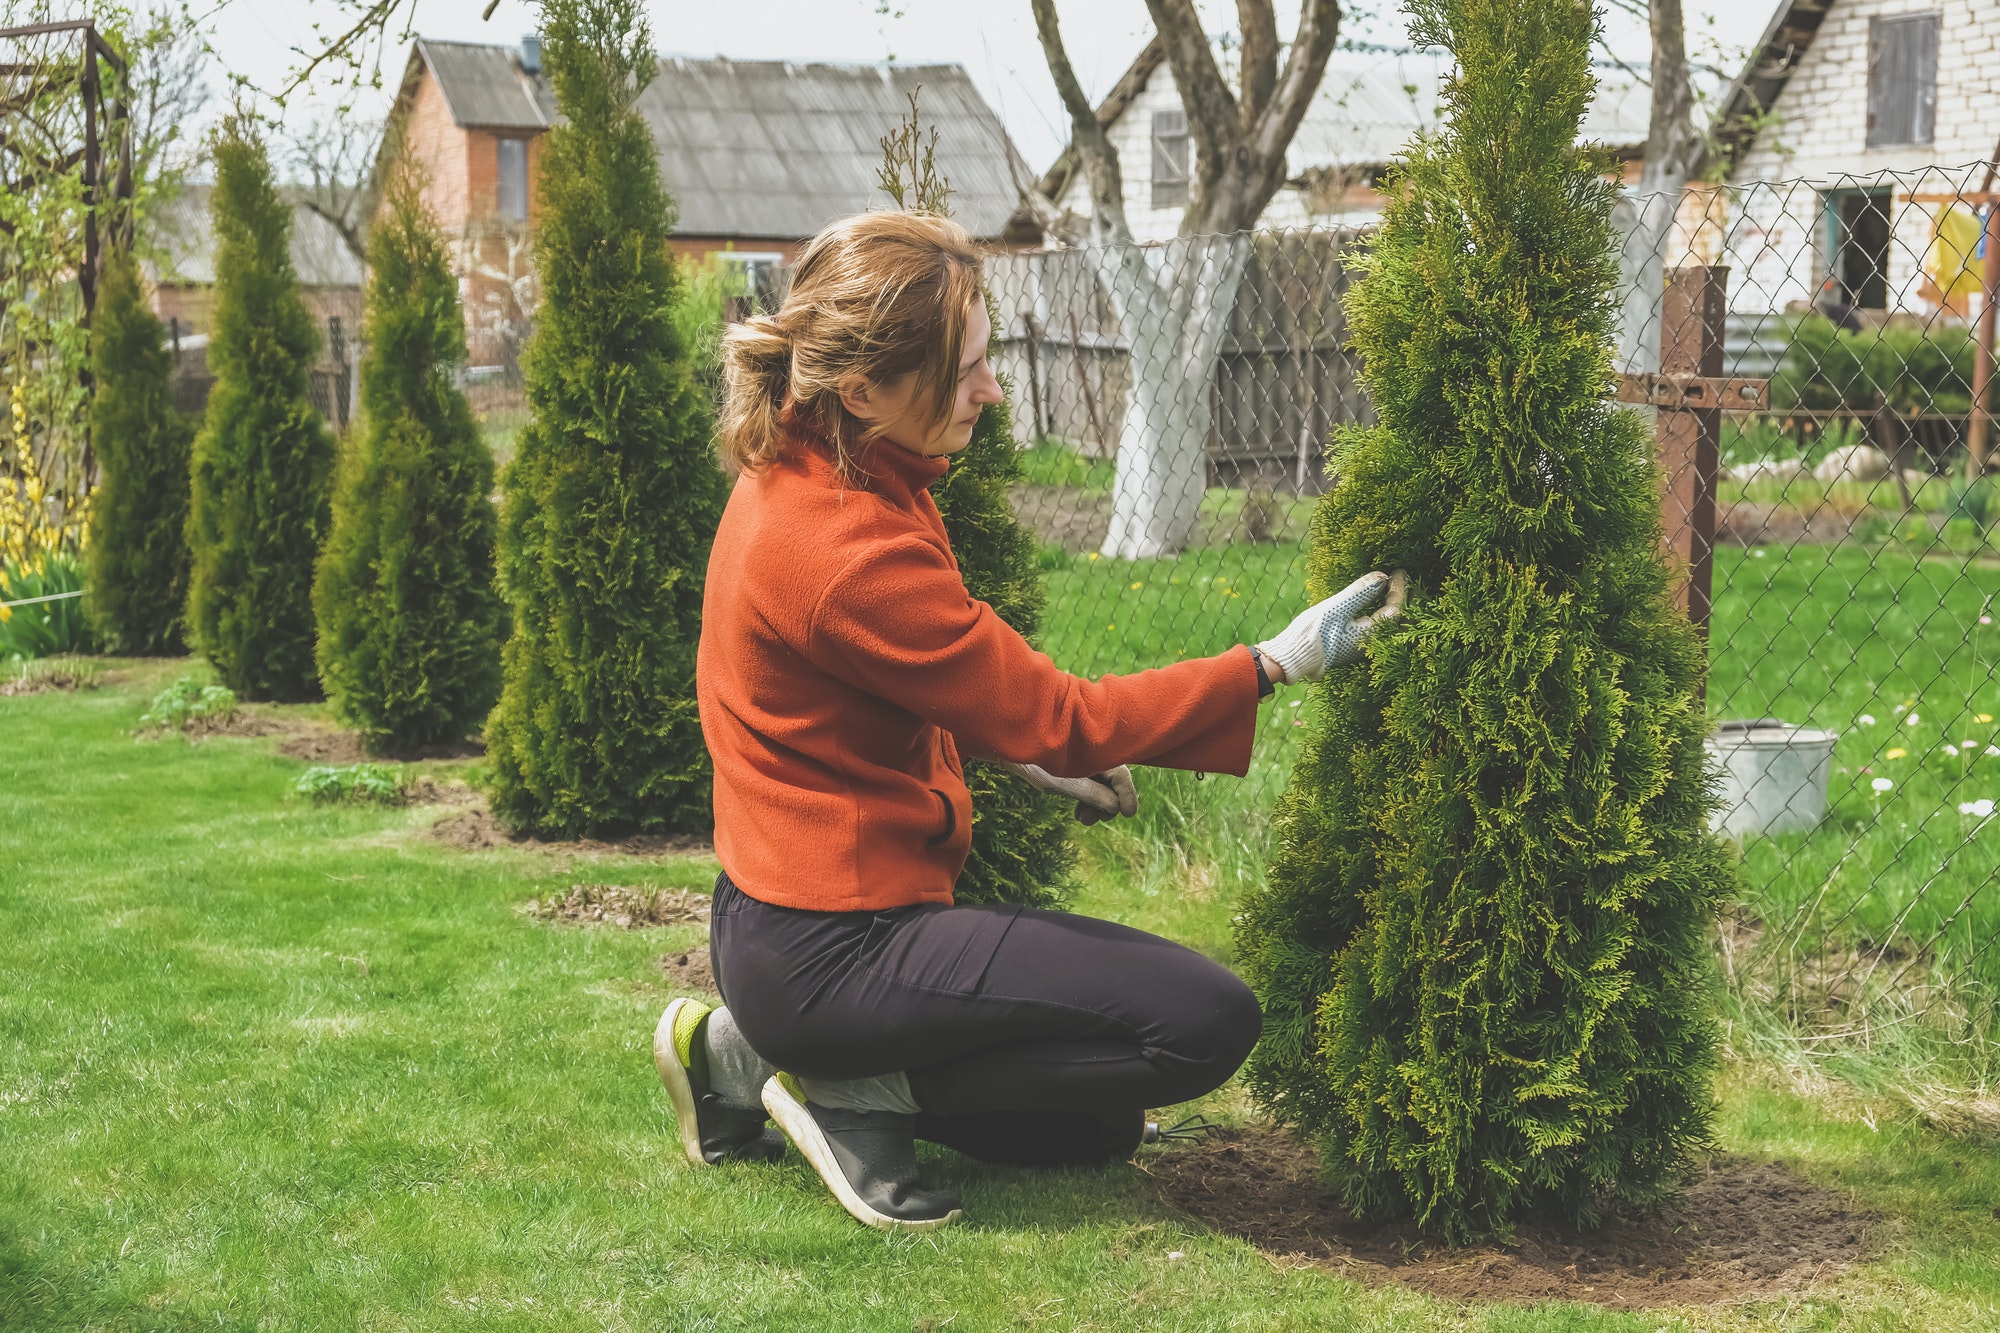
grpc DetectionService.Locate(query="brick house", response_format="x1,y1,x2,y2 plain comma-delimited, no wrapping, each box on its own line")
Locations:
375,37,1036,371
1690,0,2000,320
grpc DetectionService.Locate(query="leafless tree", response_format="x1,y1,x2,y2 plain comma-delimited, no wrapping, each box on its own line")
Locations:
1023,0,1342,557
280,112,384,272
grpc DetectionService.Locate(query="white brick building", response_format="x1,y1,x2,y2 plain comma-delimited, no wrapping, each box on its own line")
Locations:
1694,0,2000,318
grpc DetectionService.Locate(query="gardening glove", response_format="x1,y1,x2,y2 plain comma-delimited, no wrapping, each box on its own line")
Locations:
1255,569,1407,684
998,761,1138,826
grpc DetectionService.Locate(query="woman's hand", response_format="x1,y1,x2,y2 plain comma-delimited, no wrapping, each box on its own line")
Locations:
1255,570,1408,684
998,762,1139,825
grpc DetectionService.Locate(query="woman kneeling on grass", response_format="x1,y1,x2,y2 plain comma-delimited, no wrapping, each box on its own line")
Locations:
654,210,1403,1232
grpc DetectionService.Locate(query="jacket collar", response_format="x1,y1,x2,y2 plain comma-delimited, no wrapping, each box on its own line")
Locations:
791,435,950,508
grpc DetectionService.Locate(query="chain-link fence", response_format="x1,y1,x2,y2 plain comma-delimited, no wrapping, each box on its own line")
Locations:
980,163,2000,1070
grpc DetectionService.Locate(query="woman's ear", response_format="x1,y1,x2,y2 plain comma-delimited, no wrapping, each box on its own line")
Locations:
836,373,879,424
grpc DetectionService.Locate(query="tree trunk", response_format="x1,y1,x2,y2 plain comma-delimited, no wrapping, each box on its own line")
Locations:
1092,232,1249,558
1617,0,1695,377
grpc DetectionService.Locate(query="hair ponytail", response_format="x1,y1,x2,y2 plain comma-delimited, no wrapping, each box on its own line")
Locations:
714,211,983,479
719,314,794,476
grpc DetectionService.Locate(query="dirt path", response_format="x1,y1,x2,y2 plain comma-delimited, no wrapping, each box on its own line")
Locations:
1144,1127,1879,1309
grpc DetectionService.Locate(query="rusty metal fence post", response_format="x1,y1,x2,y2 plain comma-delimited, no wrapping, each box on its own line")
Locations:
1657,266,1728,636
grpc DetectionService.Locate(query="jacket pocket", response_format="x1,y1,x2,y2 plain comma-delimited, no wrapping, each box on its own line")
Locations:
923,787,958,847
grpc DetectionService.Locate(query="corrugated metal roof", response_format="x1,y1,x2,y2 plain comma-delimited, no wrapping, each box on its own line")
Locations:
418,41,1026,239
143,183,364,289
418,38,549,130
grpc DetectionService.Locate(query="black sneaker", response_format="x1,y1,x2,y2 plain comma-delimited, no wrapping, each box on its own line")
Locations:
653,998,784,1166
761,1074,963,1232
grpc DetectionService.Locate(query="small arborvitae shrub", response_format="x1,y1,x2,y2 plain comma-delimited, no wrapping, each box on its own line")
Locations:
1234,0,1733,1243
879,99,1075,909
934,358,1078,910
294,763,407,804
185,115,336,702
313,168,504,756
85,247,195,655
484,0,729,837
136,676,237,732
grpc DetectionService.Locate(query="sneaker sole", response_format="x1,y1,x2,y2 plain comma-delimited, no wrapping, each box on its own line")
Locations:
653,999,708,1168
760,1075,962,1234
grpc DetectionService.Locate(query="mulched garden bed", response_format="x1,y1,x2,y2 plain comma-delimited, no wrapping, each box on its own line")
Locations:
1143,1126,1879,1309
523,883,710,928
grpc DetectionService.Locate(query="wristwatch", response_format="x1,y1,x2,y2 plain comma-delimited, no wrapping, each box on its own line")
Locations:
1248,645,1275,700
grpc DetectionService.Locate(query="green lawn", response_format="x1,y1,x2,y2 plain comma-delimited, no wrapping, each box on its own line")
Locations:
6,665,2000,1329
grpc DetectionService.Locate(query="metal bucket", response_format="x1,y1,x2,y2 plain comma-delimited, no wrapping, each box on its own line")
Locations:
1705,719,1839,838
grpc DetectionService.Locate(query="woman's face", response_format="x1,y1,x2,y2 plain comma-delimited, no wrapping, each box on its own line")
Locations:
841,300,1004,457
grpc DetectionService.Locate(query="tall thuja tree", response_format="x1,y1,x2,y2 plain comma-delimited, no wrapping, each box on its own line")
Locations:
1235,0,1732,1242
186,116,335,701
85,247,194,654
486,0,728,836
879,100,1075,908
313,169,504,755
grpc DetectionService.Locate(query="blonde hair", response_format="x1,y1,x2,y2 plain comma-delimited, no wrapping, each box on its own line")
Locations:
720,211,983,478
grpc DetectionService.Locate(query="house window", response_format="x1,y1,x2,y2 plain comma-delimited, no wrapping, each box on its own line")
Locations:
1823,188,1894,311
1151,109,1189,209
1866,13,1938,148
497,137,529,221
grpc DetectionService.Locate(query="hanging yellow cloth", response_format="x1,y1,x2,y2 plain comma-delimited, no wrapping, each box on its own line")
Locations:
1927,204,1987,301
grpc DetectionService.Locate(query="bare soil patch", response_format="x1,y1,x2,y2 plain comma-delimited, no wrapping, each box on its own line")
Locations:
276,729,369,763
424,803,712,860
524,883,711,929
180,709,289,740
1144,1127,1879,1309
1,658,114,696
658,948,717,995
405,776,479,807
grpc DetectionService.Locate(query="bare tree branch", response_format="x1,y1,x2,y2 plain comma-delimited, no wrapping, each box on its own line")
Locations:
1028,0,1129,245
1142,0,1239,210
279,111,382,268
1643,0,1695,188
1235,0,1277,132
1245,0,1340,169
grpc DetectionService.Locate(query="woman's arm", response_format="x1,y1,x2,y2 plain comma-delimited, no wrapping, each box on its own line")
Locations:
807,535,1260,778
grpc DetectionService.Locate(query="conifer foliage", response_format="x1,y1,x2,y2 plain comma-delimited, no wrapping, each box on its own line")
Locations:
313,169,504,755
185,117,335,701
485,0,728,836
85,247,194,655
879,97,1075,908
1235,0,1732,1241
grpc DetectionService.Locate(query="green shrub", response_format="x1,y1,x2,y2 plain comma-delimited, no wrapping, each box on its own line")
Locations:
1774,316,1991,417
293,763,406,804
85,246,195,655
483,0,729,837
1235,0,1732,1243
136,676,237,732
312,168,504,757
185,115,336,702
669,254,747,408
0,551,91,661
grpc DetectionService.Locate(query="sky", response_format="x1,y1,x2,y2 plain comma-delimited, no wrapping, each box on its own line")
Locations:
195,0,1785,174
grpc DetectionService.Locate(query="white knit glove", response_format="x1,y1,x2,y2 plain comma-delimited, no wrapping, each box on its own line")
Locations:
999,762,1138,825
1256,570,1407,684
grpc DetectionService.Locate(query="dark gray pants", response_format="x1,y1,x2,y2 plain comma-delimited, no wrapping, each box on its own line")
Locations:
709,872,1260,1166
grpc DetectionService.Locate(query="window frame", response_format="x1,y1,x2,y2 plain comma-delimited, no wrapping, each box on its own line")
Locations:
1150,108,1190,210
496,136,530,222
1865,11,1939,149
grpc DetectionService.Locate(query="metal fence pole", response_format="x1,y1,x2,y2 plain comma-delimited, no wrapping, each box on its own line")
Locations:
1658,265,1727,639
1966,201,2000,480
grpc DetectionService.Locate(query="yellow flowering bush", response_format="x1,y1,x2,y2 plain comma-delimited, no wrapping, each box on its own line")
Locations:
0,382,91,655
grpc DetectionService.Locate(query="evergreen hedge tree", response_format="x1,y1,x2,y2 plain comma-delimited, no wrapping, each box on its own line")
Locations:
878,101,1076,909
85,247,194,655
185,117,335,701
1235,0,1733,1242
485,0,728,836
313,169,505,755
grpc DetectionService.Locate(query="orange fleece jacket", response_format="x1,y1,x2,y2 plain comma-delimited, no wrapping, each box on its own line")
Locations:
697,439,1260,912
